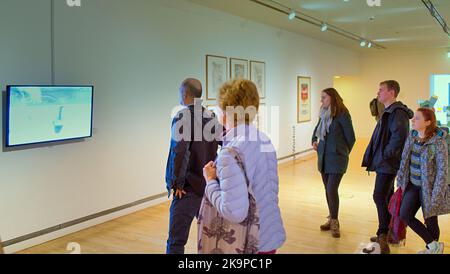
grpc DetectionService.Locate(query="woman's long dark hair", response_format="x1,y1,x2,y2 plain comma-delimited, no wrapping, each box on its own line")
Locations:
322,88,349,118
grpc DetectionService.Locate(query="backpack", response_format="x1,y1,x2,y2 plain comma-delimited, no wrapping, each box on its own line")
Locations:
370,98,385,121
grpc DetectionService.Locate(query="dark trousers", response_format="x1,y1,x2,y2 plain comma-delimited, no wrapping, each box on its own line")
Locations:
166,187,203,254
321,173,344,219
373,172,396,236
399,184,440,245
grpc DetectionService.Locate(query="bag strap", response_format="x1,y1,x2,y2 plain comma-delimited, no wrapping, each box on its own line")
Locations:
224,147,258,253
224,147,251,188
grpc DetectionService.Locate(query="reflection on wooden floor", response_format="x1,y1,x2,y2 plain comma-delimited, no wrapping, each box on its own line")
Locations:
19,139,450,254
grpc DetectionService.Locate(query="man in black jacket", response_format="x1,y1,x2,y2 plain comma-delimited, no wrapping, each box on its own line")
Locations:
165,78,221,254
362,80,414,254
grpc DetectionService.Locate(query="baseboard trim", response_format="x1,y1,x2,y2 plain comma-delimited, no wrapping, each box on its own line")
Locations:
2,193,167,253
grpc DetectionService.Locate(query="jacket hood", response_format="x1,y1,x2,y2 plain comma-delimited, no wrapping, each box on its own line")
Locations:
411,128,448,144
385,101,414,119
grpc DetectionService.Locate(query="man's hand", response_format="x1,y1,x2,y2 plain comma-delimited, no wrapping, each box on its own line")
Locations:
174,188,187,199
312,141,318,151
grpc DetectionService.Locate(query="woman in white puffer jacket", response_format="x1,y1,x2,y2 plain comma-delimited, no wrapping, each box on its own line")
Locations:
202,79,286,254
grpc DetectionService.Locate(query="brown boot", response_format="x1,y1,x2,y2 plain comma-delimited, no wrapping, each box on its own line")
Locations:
370,236,379,243
378,233,390,254
320,216,331,231
330,219,341,238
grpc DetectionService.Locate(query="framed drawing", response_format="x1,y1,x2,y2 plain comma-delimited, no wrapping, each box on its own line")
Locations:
250,61,266,99
297,76,311,123
206,55,228,100
230,58,249,80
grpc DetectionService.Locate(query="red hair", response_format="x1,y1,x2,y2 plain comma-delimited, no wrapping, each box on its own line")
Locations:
417,108,438,141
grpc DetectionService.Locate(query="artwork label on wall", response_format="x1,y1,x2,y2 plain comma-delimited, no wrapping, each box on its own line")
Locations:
206,55,228,100
297,76,311,123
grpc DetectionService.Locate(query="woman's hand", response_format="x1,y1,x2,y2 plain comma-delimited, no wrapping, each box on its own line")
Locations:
203,161,217,182
312,141,318,151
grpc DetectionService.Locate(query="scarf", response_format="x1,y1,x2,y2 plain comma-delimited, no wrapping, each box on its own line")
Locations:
315,107,333,141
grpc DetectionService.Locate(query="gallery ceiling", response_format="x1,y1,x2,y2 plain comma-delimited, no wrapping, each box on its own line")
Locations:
189,0,450,51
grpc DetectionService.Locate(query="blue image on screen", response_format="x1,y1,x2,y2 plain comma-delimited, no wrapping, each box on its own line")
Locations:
6,86,94,147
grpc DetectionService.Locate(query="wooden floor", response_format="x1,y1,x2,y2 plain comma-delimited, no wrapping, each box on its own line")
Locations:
19,139,450,254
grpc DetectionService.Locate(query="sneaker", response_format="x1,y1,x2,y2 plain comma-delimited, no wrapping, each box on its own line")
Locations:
418,248,428,254
419,242,444,254
437,242,444,254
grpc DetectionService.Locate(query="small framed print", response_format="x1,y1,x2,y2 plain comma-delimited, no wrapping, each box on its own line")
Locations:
297,76,312,123
250,61,266,99
206,55,228,100
230,58,249,80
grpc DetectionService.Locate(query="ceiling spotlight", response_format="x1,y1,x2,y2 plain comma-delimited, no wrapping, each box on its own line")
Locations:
360,40,367,47
321,23,328,32
288,10,296,20
368,42,372,48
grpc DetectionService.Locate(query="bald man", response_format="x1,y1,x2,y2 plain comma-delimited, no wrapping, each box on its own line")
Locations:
165,78,221,254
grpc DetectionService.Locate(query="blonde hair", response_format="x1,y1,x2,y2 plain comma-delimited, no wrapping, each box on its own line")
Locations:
218,79,260,125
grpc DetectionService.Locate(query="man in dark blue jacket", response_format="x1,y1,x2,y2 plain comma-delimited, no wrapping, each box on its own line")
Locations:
165,78,221,254
362,80,414,254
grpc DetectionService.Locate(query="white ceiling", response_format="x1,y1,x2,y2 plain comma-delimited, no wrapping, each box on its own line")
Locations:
189,0,450,51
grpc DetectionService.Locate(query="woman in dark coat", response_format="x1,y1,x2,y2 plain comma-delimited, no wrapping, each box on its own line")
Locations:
312,88,356,238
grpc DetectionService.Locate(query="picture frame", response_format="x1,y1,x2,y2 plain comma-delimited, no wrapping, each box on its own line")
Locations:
206,55,228,100
297,76,312,123
230,58,249,80
250,61,266,99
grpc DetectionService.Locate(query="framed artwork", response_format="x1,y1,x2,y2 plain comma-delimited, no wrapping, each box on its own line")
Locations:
250,61,266,99
297,76,311,123
230,58,249,80
206,55,228,100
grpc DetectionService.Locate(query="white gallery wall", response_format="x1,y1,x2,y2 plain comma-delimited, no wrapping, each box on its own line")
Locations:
0,0,360,252
335,48,450,139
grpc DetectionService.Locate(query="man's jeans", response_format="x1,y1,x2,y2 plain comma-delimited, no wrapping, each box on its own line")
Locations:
166,188,203,254
373,172,396,236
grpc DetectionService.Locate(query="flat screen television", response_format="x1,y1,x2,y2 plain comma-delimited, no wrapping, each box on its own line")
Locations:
5,85,94,147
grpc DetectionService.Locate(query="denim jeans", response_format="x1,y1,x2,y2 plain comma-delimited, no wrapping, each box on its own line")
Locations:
166,187,203,254
373,172,396,236
399,184,440,244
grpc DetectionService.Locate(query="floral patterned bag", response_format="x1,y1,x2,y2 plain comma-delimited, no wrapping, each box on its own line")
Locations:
198,147,260,254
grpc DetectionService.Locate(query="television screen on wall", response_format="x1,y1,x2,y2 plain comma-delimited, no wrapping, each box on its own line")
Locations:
5,85,94,147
